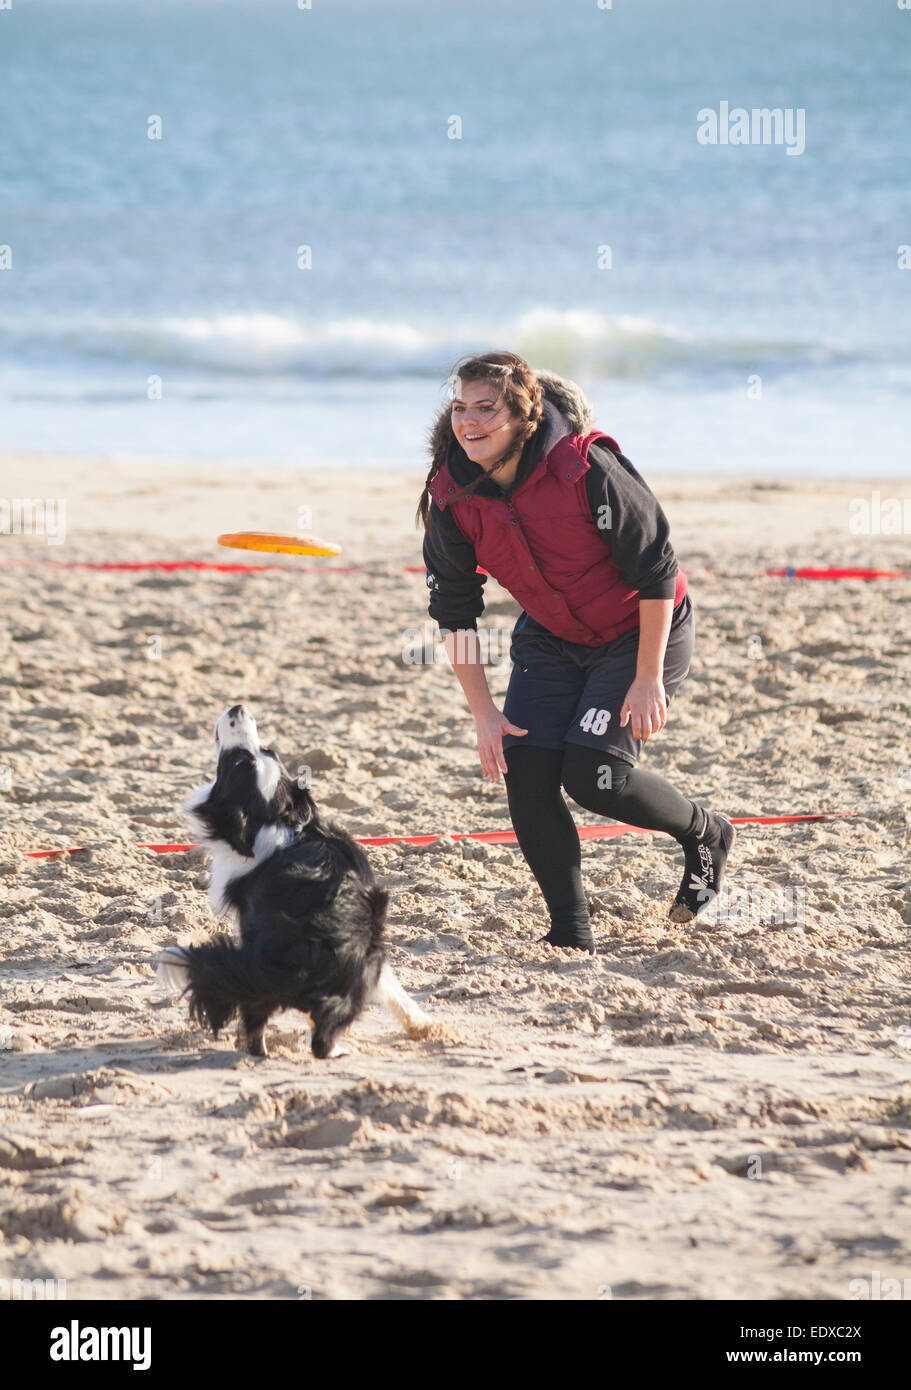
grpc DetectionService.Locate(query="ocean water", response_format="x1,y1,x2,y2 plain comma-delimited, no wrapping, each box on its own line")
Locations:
1,0,908,474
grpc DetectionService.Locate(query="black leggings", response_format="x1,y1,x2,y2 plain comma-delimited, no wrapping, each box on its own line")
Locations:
504,743,699,934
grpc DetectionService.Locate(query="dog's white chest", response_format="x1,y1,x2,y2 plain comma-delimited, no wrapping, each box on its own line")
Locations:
206,843,254,919
205,826,296,920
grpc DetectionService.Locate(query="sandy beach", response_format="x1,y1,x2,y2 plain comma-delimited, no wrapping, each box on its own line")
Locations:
1,452,910,1301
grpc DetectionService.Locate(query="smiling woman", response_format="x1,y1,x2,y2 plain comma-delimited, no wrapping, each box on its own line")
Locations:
417,350,736,953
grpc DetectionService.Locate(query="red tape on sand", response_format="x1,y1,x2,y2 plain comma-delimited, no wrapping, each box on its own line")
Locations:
357,812,855,846
0,559,427,575
4,558,908,581
20,812,855,859
766,567,910,580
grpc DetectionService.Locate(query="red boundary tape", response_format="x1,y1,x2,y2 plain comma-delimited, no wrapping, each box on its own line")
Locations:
766,567,910,580
0,559,427,575
3,560,907,581
20,812,855,859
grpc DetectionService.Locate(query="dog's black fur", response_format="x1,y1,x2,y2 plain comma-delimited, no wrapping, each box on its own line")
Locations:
177,740,387,1059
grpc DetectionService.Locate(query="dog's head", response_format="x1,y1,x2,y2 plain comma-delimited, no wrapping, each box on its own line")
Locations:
184,704,319,857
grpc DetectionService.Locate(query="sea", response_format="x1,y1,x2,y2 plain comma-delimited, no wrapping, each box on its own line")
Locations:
1,0,908,475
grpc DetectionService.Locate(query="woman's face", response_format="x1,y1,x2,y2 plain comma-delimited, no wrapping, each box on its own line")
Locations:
451,377,524,472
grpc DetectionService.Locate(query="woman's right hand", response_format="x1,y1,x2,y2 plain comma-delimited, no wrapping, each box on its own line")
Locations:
474,707,527,782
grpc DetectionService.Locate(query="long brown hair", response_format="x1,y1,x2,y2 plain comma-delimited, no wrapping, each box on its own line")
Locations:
416,350,544,530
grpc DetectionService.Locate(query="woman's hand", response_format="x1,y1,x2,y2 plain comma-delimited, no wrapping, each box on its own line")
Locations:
620,674,667,742
439,631,525,781
475,707,527,781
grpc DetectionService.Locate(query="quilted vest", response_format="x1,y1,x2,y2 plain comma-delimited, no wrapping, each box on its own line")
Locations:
428,429,688,647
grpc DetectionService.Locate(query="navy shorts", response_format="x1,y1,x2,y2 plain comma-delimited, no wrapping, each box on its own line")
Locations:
501,594,695,765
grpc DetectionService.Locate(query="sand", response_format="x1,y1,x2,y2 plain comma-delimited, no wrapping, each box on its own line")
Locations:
1,452,910,1301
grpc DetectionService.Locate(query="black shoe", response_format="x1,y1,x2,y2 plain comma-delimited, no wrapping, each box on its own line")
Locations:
538,926,596,955
669,809,735,923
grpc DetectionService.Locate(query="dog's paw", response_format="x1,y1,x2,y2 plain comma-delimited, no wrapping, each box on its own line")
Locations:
326,1043,351,1059
404,1017,462,1044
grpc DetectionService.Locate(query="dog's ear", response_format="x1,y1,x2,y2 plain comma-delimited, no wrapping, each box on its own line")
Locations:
215,800,253,858
203,783,253,857
207,752,259,856
290,782,319,828
269,749,320,829
183,780,254,857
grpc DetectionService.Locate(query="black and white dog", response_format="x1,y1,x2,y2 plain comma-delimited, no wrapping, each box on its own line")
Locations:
156,704,435,1059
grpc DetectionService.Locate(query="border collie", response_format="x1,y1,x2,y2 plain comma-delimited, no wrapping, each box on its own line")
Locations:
155,704,436,1059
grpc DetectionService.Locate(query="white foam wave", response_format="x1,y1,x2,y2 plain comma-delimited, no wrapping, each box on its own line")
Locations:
0,308,856,381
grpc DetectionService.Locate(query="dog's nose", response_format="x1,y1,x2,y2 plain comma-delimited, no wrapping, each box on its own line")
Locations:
227,703,246,722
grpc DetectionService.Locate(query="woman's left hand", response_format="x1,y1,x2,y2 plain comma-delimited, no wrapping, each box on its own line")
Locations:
620,674,667,742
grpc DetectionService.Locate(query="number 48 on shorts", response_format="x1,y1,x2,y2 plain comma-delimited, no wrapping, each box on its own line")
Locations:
579,707,612,735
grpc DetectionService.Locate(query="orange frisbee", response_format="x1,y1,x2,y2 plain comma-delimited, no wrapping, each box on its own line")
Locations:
217,531,342,557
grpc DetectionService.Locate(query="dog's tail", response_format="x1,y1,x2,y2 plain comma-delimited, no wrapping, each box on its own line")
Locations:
155,945,194,997
155,938,289,1038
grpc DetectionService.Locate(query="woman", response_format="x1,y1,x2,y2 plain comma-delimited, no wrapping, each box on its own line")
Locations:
417,350,734,954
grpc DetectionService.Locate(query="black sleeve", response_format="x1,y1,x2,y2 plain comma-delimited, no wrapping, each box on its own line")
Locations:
584,442,679,600
422,502,487,631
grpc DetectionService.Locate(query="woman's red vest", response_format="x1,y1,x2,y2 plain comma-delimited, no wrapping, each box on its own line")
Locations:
428,429,687,647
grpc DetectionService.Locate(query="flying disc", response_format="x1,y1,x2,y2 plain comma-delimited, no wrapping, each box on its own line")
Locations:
217,531,342,557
